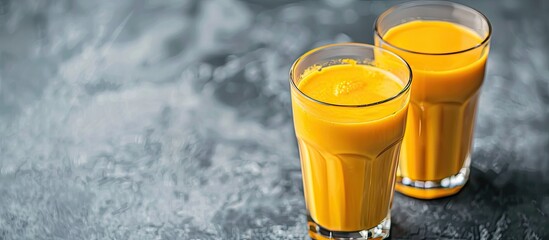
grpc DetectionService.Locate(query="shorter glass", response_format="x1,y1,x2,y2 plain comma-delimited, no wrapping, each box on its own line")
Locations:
289,43,412,239
375,1,492,199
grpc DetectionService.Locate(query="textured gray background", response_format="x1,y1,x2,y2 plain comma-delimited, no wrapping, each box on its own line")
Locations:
0,0,548,239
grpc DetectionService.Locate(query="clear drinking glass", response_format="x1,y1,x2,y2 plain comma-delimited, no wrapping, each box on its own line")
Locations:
289,43,412,239
375,1,492,199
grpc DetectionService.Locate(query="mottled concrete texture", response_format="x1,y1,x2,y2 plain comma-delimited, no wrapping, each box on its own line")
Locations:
0,0,548,239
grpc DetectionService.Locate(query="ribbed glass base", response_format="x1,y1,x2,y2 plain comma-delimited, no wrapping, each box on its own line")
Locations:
307,213,390,240
396,166,470,199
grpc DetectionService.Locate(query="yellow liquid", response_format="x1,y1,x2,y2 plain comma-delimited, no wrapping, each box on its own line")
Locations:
292,63,408,231
380,21,489,199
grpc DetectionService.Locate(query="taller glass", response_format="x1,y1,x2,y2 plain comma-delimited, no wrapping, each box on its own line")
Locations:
375,1,491,199
289,43,411,239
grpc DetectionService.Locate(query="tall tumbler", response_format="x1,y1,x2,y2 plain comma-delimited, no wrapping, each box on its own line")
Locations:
375,1,491,199
289,43,412,239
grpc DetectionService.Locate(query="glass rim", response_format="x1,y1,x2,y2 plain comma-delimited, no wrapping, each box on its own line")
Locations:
374,0,492,56
289,42,412,108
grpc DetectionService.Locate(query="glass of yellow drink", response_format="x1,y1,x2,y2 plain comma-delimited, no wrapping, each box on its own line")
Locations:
289,43,412,239
375,1,492,199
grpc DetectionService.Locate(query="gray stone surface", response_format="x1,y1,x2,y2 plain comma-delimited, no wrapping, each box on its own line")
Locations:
0,0,548,239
